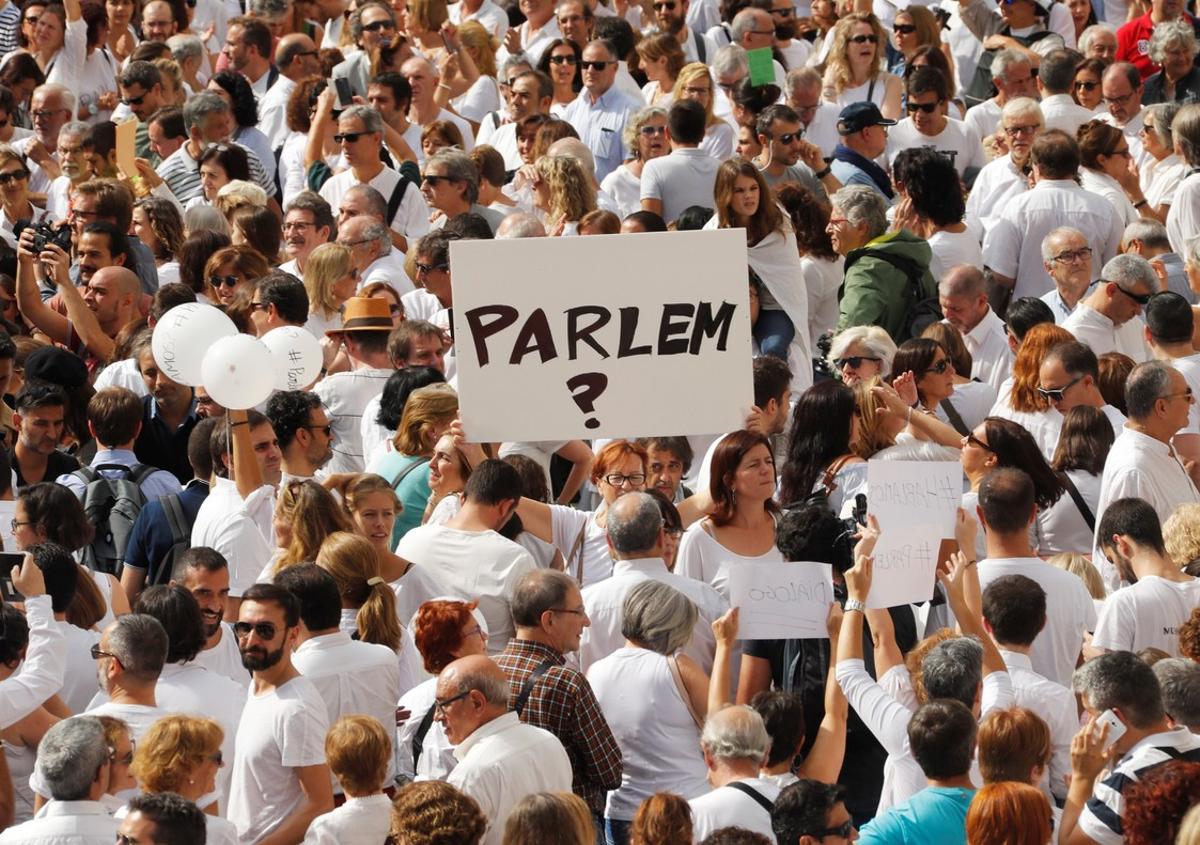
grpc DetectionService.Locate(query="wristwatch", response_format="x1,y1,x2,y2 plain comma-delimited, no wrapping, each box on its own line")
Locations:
844,598,866,614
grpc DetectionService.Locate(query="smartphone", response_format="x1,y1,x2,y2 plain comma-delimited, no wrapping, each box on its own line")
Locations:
1096,709,1127,751
332,76,354,111
0,552,25,603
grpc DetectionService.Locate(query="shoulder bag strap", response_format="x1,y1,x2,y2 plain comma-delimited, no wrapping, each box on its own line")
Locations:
724,781,775,814
567,520,588,583
1059,472,1096,532
939,398,971,437
411,705,437,769
513,658,557,716
667,654,703,730
390,456,431,489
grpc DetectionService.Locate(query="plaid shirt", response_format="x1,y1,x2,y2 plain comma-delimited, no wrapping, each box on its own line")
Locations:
495,639,623,815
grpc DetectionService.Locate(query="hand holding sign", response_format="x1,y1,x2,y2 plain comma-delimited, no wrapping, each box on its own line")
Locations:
728,562,834,640
867,460,964,539
865,524,941,609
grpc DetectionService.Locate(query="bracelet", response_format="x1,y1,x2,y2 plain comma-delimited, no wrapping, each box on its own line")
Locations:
230,419,249,427
965,559,978,567
1134,198,1148,209
437,82,452,90
905,405,913,424
844,598,866,614
814,166,832,179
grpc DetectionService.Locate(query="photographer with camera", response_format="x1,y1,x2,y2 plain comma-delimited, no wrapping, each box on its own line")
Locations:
0,146,52,252
16,221,140,370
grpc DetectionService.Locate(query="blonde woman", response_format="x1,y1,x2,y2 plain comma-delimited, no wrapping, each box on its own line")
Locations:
600,107,668,219
673,63,735,159
448,21,503,126
303,242,359,338
406,0,452,61
822,13,903,120
366,382,460,545
265,480,356,581
533,154,596,236
637,33,685,107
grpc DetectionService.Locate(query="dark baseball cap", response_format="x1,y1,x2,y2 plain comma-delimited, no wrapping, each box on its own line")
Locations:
837,102,897,135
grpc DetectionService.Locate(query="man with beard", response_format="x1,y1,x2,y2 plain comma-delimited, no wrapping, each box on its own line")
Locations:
228,582,333,845
120,419,222,609
133,330,200,484
770,0,811,70
265,391,335,483
44,121,94,219
8,383,78,488
650,0,716,65
169,546,247,687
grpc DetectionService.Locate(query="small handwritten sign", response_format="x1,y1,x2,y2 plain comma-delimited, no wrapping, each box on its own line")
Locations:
868,460,963,538
866,524,941,609
728,561,833,640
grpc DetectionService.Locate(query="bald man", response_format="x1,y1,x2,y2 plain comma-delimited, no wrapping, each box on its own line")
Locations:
260,33,322,148
400,56,475,148
438,656,572,845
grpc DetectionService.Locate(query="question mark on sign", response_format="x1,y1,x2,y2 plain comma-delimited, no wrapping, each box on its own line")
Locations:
566,373,608,430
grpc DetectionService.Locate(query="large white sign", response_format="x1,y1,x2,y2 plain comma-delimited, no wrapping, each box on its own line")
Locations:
866,524,942,609
728,561,834,640
867,460,964,538
450,231,754,442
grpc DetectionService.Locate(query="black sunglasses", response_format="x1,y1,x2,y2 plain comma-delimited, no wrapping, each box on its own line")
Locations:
772,131,802,144
362,19,393,31
233,620,278,640
849,33,878,43
906,100,940,113
0,170,28,185
121,93,145,106
808,820,855,839
549,54,577,65
1075,80,1099,91
334,131,370,143
1036,375,1083,402
893,23,916,33
303,424,333,436
966,433,994,452
580,60,612,70
1108,281,1152,305
90,643,119,660
834,355,880,369
209,274,240,288
422,174,455,185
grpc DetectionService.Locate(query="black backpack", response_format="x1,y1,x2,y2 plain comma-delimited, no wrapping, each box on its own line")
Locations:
843,247,941,343
965,28,1055,108
71,463,157,576
145,493,194,587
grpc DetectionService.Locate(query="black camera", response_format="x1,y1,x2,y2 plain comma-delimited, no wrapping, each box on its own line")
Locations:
30,222,72,254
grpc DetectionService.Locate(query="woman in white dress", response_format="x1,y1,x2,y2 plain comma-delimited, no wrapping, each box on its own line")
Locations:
76,4,118,123
672,63,735,160
637,32,683,107
822,13,902,120
1039,406,1114,555
1077,120,1144,227
599,106,667,219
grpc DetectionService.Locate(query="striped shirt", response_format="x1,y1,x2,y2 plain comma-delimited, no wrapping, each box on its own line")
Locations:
0,2,20,56
156,141,276,205
1079,726,1200,845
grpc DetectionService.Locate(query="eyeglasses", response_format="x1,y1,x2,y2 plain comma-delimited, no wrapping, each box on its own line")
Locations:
640,125,667,136
422,174,455,185
209,274,240,288
0,170,28,185
1074,80,1099,91
282,220,315,232
361,19,394,31
233,620,278,640
550,607,588,617
23,15,38,25
31,109,69,120
893,23,916,33
10,519,34,532
1160,387,1195,402
1102,90,1137,107
1036,375,1083,401
807,820,855,839
415,261,449,275
549,54,577,65
580,60,613,70
849,33,879,43
966,433,994,452
906,100,940,113
334,131,371,143
1004,123,1039,137
1052,246,1091,264
558,13,586,24
433,689,471,715
1109,282,1152,305
303,424,333,436
603,473,646,487
120,93,145,106
90,643,118,660
1106,147,1132,158
923,359,951,375
834,356,880,369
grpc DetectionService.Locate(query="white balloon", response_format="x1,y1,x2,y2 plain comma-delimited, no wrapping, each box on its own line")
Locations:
152,303,238,387
261,326,324,391
199,334,279,410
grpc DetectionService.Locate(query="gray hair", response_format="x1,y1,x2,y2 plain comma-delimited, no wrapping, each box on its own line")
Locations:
606,492,664,554
712,45,748,80
921,637,984,707
510,569,575,627
786,66,822,92
730,8,766,43
247,0,288,16
1149,19,1198,64
182,91,229,134
1001,96,1043,126
624,106,668,155
33,82,75,113
1122,218,1171,252
1041,226,1086,261
828,325,896,375
427,148,480,204
1101,253,1157,291
451,664,511,707
1125,359,1178,419
621,580,697,655
1078,24,1117,56
108,613,168,683
59,120,91,143
584,38,617,61
344,184,389,220
1146,101,1180,151
496,212,546,238
992,49,1030,81
939,265,987,299
831,185,887,240
1037,49,1082,94
184,204,231,237
120,60,162,91
1154,658,1200,730
350,2,395,41
500,54,534,81
701,705,772,763
1073,650,1165,728
167,33,205,64
35,717,110,801
339,105,384,134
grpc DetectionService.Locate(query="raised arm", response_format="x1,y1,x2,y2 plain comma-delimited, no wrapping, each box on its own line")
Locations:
872,376,964,449
706,608,739,715
0,558,65,730
939,547,1004,677
15,230,71,345
554,440,594,505
229,408,265,501
44,244,116,362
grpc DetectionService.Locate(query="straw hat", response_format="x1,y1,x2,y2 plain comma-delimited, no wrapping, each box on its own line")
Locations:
327,296,395,336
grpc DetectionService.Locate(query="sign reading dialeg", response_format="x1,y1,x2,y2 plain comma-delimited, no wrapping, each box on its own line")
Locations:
728,561,834,640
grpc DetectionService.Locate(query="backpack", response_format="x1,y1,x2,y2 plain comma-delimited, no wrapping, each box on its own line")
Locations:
71,463,157,576
146,493,193,587
964,27,1055,108
843,247,941,343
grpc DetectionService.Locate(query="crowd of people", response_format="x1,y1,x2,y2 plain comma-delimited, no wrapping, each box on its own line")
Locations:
0,0,1197,841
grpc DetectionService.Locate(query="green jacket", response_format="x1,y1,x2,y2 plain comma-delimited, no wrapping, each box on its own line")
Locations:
836,229,937,342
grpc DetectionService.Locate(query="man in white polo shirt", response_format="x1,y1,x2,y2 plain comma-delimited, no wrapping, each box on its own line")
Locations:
1062,254,1154,361
689,706,778,842
640,100,722,226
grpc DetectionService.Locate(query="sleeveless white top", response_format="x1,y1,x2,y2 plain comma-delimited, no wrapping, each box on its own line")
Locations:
833,73,890,109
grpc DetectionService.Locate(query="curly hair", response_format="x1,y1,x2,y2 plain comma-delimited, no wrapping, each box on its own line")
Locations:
1179,606,1200,661
286,76,327,134
535,154,596,227
134,196,184,261
209,70,260,128
1164,503,1200,573
776,182,837,261
1009,322,1075,413
129,715,224,794
1124,760,1200,845
824,13,888,96
390,781,486,845
413,599,481,674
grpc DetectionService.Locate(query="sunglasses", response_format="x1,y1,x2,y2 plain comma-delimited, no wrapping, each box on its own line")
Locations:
923,359,951,375
849,33,878,44
1109,282,1152,305
0,170,28,185
303,424,333,436
834,356,880,369
893,23,916,33
362,19,393,30
906,100,940,113
415,261,448,275
808,821,855,840
966,433,994,452
773,131,802,144
233,620,278,640
334,131,370,143
640,125,667,135
1036,375,1083,402
120,93,145,106
422,174,455,185
549,54,577,65
1075,80,1099,91
580,60,612,70
209,274,240,288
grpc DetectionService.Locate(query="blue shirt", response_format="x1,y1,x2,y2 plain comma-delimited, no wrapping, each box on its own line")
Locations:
56,448,184,501
368,451,432,549
122,479,210,581
858,787,975,845
562,86,643,182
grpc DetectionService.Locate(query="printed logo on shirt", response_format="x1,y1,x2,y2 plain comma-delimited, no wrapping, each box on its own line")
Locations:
1138,38,1150,55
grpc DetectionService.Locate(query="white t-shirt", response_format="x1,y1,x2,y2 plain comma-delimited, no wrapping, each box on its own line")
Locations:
303,793,393,845
962,97,1002,143
600,164,642,220
1091,576,1200,656
675,519,782,600
639,148,722,224
228,676,330,845
1037,469,1102,556
192,623,250,689
1061,304,1150,362
689,778,781,844
319,166,431,240
83,701,166,741
928,228,984,283
451,76,502,124
884,116,986,179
